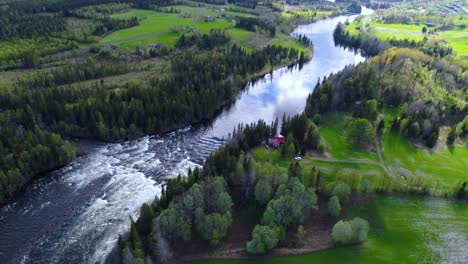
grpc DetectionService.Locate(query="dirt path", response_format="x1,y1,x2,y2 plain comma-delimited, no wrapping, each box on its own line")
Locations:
374,115,396,178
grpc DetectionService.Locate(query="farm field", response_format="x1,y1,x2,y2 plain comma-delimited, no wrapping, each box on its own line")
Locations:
99,9,193,47
346,18,468,57
98,6,262,50
98,4,318,51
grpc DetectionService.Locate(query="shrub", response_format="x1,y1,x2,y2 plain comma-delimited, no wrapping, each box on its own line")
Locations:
350,217,369,243
328,195,341,218
332,182,351,203
332,220,352,244
332,217,369,245
246,225,279,254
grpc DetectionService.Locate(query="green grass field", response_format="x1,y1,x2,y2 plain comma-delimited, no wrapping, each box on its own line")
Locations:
191,195,468,264
382,131,468,189
371,22,424,41
100,9,192,47
319,113,378,161
99,5,312,51
346,17,468,57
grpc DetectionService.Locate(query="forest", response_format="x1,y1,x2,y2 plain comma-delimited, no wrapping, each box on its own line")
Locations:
306,48,467,147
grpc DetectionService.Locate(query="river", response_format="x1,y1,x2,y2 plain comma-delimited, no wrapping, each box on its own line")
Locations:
0,7,372,264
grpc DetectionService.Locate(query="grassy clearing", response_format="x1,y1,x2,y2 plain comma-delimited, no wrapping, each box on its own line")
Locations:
319,113,378,161
346,17,468,57
194,20,234,33
269,33,305,52
116,32,181,49
227,28,254,52
100,9,192,46
438,27,468,56
370,22,424,41
381,131,468,189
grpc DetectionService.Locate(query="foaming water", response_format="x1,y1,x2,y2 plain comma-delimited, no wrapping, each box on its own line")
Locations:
0,10,370,264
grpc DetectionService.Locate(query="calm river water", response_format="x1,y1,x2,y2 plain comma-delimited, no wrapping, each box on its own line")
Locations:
0,7,373,264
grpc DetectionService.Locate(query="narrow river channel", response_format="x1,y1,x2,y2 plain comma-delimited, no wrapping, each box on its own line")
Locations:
0,7,372,264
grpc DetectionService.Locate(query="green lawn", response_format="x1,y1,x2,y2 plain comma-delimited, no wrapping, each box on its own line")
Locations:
370,22,424,41
100,9,192,47
194,20,234,33
381,131,468,189
227,28,254,51
115,32,181,49
319,113,378,161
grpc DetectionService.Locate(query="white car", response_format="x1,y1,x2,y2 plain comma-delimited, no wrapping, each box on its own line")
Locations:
294,156,302,161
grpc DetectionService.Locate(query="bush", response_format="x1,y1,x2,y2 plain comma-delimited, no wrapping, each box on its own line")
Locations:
350,217,369,243
332,217,369,245
332,183,351,203
328,196,341,218
332,220,352,244
246,225,279,254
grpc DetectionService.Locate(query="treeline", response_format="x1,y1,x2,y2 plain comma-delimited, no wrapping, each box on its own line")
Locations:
7,0,172,13
0,125,76,203
334,22,453,57
306,48,467,147
19,58,140,88
67,5,139,36
175,30,230,50
94,16,140,35
294,34,312,47
67,3,132,18
236,17,276,37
